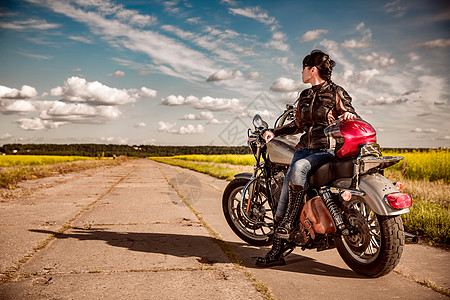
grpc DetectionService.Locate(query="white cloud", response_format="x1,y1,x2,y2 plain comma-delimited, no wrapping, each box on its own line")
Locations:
157,121,204,134
0,99,36,115
412,128,438,133
157,121,177,132
138,71,150,76
247,72,263,80
3,77,156,130
15,117,66,131
341,39,371,49
270,77,303,92
100,136,129,144
138,87,157,98
15,51,52,60
299,29,328,43
206,69,243,81
161,95,188,106
272,57,296,71
266,31,289,51
50,76,146,105
0,85,37,99
180,111,214,120
186,17,201,24
228,6,276,25
412,39,450,49
161,95,243,112
207,118,230,125
107,70,125,77
0,133,13,140
69,36,93,44
384,0,408,18
221,0,238,5
178,124,205,135
358,53,396,67
161,24,244,65
357,69,380,83
29,0,218,81
364,96,408,106
341,22,372,48
134,122,147,128
39,102,122,123
0,18,61,30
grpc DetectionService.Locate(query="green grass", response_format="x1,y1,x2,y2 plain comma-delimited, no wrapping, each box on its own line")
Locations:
385,169,449,245
150,157,249,180
171,154,255,166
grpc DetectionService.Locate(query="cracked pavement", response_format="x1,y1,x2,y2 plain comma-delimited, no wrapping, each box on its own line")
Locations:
0,159,448,299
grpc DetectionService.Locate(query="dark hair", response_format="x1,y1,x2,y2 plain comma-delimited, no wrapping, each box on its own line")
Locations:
303,50,336,82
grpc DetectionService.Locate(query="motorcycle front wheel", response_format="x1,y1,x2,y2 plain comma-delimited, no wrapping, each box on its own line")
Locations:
222,178,273,246
335,196,405,278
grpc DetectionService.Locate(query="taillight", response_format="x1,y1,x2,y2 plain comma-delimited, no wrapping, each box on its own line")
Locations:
385,192,412,209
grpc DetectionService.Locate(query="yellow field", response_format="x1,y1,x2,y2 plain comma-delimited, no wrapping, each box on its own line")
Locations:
0,155,95,167
383,149,449,183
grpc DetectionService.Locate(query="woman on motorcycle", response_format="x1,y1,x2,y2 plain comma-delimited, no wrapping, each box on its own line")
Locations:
256,49,358,267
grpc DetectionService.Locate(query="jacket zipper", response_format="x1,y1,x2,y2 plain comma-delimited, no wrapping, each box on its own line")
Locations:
307,91,317,148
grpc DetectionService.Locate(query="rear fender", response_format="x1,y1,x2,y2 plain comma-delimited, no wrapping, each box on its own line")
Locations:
332,173,410,216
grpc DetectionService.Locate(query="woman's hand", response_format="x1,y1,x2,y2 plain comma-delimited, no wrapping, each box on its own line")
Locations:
263,130,275,143
339,112,357,121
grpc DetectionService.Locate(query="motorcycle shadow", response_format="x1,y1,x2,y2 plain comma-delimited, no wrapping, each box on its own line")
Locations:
29,228,363,278
235,244,364,279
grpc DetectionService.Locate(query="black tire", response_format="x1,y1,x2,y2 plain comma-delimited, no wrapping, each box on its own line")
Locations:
222,178,273,246
335,196,405,277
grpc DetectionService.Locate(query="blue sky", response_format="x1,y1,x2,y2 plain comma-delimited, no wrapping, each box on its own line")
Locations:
0,0,449,148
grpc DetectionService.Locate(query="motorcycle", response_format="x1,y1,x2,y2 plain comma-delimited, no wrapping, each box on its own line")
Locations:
222,106,413,278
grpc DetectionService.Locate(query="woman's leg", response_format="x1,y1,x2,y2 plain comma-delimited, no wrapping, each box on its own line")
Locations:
275,150,310,218
276,150,334,238
255,150,309,267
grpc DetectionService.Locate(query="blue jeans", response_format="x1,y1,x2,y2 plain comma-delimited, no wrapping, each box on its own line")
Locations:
275,149,334,218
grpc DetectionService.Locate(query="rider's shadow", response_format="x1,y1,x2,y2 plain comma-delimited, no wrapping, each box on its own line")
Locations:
29,229,363,278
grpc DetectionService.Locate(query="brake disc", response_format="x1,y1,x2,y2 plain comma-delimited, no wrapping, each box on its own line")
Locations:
343,208,371,253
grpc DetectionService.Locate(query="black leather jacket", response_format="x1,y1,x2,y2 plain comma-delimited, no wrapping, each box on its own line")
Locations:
274,81,357,150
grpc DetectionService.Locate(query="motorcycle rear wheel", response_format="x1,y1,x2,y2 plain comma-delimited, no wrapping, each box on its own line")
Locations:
335,196,405,277
222,178,273,246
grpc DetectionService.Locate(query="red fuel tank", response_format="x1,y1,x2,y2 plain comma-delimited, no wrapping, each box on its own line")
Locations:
325,119,377,158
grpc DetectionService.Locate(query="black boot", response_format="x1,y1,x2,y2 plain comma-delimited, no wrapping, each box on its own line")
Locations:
268,215,283,236
275,183,304,239
255,235,286,267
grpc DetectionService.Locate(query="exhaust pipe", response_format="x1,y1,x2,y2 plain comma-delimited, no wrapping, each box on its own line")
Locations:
405,232,419,244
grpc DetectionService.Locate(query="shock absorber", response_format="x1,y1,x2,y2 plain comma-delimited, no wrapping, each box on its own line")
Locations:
320,188,349,235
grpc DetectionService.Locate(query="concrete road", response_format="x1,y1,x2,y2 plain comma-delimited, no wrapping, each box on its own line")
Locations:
0,159,448,299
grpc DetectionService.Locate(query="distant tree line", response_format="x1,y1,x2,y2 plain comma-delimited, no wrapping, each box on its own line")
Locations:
0,144,251,157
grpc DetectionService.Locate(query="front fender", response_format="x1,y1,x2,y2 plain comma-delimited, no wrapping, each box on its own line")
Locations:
332,173,410,216
234,172,253,180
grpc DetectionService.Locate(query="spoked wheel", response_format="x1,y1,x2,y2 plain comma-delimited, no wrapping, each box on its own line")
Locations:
335,196,405,277
222,178,273,246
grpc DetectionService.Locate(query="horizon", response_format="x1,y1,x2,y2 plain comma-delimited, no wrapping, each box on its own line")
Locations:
1,0,449,148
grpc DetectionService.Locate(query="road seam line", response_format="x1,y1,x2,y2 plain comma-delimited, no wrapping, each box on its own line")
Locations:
0,163,138,284
156,165,274,300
